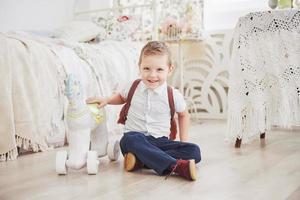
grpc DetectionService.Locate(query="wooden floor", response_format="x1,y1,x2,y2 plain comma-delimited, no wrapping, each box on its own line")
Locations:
1,120,300,200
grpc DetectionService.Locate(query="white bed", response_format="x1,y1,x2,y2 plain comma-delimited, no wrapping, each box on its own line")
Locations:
0,1,181,161
0,19,144,161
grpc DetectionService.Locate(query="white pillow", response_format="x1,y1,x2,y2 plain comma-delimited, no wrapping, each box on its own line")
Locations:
94,15,140,41
53,20,105,42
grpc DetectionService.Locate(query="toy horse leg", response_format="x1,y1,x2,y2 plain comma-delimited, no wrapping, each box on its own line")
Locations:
66,129,91,170
90,122,109,157
90,121,120,161
106,137,120,161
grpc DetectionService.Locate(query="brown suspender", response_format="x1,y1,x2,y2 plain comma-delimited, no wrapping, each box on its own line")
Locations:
117,79,177,140
117,79,141,125
167,86,177,140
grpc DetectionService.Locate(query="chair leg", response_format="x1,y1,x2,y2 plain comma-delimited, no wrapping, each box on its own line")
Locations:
260,132,265,139
235,138,242,148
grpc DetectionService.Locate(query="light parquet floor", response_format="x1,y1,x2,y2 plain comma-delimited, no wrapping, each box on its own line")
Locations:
0,120,300,200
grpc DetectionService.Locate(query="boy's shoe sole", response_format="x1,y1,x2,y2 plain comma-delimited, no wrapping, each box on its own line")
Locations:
189,159,197,181
124,152,137,171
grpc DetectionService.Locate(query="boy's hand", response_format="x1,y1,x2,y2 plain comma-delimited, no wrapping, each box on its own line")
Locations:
86,97,108,108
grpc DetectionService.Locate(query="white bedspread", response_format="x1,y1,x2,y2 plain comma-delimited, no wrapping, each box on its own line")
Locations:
0,32,142,161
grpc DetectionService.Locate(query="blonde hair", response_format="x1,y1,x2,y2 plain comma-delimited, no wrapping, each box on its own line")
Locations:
138,41,172,67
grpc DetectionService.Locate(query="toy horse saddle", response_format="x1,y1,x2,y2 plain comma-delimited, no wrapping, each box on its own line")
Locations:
87,103,105,124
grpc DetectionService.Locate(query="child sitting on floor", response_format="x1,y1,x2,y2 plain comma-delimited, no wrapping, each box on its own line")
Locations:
86,41,201,181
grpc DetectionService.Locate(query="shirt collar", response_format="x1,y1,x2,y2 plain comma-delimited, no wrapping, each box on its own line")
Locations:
140,81,167,95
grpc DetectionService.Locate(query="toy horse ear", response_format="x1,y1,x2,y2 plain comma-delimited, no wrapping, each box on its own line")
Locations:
63,79,67,95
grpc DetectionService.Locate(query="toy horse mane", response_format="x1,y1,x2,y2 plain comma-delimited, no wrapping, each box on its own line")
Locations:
65,74,88,119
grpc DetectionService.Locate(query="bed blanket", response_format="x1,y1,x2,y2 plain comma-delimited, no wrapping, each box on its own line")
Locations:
0,33,141,161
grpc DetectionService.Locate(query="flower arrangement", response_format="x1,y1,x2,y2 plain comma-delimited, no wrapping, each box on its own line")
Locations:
159,2,201,40
117,15,130,22
160,16,183,39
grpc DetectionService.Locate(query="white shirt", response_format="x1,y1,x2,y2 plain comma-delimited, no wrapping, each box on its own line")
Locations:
120,81,186,138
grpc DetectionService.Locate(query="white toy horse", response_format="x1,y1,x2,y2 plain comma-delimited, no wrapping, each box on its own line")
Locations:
55,74,120,175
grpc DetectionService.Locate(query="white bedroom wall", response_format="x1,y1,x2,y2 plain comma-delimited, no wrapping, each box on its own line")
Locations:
0,0,75,32
0,0,270,33
204,0,270,31
0,0,111,33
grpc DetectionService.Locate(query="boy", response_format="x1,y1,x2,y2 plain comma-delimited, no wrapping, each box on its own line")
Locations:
86,41,201,181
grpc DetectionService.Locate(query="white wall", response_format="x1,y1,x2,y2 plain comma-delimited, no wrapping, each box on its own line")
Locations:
204,0,270,31
0,0,270,33
0,0,77,32
0,0,111,33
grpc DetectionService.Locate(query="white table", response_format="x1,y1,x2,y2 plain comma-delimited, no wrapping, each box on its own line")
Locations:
227,9,300,147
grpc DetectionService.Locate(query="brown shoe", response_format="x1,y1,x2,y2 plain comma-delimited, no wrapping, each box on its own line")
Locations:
169,159,197,181
124,152,144,171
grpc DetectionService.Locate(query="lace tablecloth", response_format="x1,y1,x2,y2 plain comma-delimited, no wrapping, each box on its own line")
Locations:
227,9,300,143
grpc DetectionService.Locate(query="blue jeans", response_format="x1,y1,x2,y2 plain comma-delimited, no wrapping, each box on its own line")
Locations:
120,131,201,175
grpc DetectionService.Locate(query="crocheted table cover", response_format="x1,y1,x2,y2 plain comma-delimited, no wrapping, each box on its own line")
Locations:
227,9,300,143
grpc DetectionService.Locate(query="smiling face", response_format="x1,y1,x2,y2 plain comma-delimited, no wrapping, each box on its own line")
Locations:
138,41,172,89
139,54,171,89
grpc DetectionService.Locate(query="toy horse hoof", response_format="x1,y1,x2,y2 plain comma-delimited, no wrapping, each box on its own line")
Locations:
56,150,68,175
107,139,120,161
87,151,99,174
